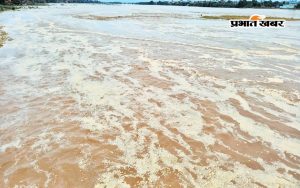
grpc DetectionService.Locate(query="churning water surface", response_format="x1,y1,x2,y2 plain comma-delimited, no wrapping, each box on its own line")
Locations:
0,4,300,187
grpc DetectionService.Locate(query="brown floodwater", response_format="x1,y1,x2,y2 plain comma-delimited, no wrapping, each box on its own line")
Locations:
0,4,300,188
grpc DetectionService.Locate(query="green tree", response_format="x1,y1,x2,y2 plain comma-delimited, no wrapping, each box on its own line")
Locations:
236,0,247,8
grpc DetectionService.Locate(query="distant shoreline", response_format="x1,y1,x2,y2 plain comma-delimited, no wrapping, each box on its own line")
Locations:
0,4,46,12
1,2,300,12
132,3,300,10
134,1,300,10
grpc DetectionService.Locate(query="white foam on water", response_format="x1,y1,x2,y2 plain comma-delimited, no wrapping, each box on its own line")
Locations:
0,3,300,187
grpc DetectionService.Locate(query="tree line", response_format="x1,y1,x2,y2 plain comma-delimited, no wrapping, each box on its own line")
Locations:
0,0,121,5
1,0,300,9
137,0,300,9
